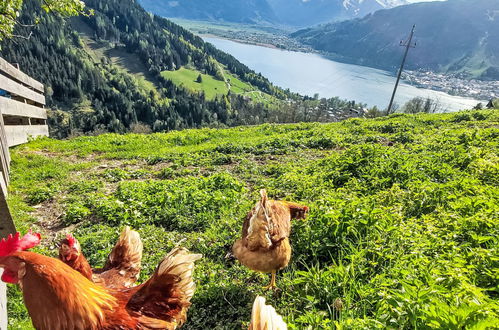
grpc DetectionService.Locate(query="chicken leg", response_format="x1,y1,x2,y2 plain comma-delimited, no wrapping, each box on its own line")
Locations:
263,271,277,290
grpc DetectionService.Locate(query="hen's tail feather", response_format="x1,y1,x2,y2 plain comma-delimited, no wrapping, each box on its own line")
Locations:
250,296,287,330
157,248,203,303
104,226,143,275
280,201,309,220
126,247,202,328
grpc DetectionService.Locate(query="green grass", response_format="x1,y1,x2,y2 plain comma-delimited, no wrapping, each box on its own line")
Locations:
161,67,230,100
160,66,277,104
6,110,499,329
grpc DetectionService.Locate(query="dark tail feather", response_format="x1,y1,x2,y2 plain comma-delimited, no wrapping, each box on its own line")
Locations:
283,202,309,220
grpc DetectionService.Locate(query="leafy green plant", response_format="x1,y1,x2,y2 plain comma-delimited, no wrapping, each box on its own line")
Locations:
63,201,91,224
25,186,56,205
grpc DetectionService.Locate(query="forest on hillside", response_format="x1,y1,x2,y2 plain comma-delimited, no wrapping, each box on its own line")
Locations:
0,0,365,138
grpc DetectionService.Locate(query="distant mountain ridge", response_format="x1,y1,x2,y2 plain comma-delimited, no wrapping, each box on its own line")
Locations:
138,0,278,24
292,0,499,79
268,0,386,27
138,0,412,27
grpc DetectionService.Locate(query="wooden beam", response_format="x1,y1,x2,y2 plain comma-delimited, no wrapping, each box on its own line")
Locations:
0,97,47,119
0,74,45,105
0,175,14,239
0,108,10,172
0,280,7,330
4,125,49,147
0,57,44,93
0,152,9,186
0,173,14,330
0,56,43,329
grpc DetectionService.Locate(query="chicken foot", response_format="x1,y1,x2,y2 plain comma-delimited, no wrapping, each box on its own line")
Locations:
263,271,277,290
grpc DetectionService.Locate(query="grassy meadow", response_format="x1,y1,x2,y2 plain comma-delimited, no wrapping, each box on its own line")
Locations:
6,110,499,329
160,67,276,104
161,67,233,99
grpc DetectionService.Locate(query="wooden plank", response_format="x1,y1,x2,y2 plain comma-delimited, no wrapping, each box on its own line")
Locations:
0,175,14,239
0,57,44,92
0,107,10,170
0,97,47,119
0,176,14,330
0,74,45,105
0,280,7,330
0,132,9,184
0,139,9,187
0,175,7,200
5,125,49,147
0,168,11,330
0,150,9,186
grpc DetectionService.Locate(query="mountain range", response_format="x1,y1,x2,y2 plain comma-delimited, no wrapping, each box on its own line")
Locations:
268,0,385,27
292,0,499,79
137,0,426,27
138,0,278,24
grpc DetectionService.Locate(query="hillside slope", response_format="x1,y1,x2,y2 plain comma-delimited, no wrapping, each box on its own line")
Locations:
0,0,291,137
7,109,499,329
292,0,499,79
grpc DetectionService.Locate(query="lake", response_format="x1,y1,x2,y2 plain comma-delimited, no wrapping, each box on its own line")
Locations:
204,37,482,112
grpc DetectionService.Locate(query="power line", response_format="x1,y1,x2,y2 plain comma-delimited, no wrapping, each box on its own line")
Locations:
387,24,416,113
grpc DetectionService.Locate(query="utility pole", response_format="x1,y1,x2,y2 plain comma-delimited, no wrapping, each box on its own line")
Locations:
387,25,416,114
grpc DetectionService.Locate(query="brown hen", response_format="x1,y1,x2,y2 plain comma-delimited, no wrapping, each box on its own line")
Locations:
232,189,308,289
59,226,143,289
1,231,201,330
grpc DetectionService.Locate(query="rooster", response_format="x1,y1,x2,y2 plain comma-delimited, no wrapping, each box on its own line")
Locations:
1,230,202,329
249,296,287,330
232,189,309,289
59,226,143,289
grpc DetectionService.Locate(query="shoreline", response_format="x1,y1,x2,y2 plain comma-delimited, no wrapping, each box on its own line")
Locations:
199,34,280,50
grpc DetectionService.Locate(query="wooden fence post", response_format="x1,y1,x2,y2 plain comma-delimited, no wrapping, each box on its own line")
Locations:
0,278,7,330
0,56,48,327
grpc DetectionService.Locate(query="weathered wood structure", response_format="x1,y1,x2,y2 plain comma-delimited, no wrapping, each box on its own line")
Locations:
0,57,49,329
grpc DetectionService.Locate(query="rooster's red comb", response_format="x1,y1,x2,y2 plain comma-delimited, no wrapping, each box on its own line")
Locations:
66,233,76,247
0,230,41,257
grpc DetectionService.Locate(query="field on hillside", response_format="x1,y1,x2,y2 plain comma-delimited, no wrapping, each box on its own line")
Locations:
7,110,499,329
160,67,276,104
161,67,233,99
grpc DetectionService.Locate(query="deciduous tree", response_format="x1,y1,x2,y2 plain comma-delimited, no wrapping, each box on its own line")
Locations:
0,0,86,42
